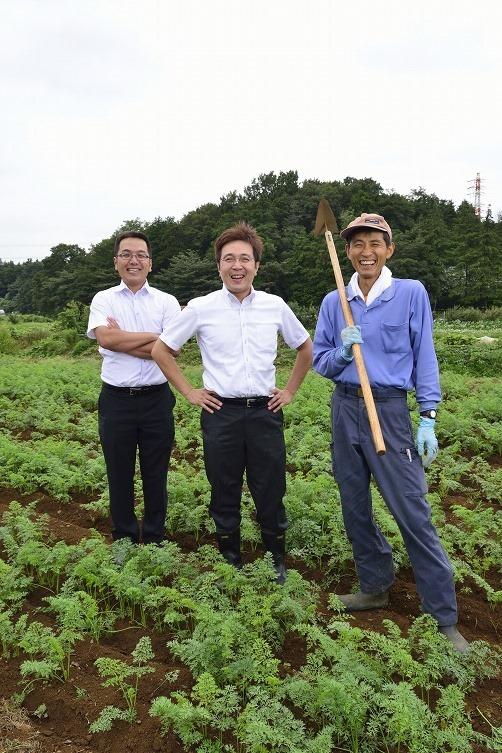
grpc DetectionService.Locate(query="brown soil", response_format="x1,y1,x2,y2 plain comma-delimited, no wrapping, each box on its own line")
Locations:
0,489,500,753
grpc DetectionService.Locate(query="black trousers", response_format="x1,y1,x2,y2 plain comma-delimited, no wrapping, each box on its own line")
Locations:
201,403,287,536
98,383,175,544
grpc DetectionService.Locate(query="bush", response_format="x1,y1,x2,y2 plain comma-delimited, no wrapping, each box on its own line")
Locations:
441,306,502,323
57,301,90,333
287,301,318,332
0,328,15,354
72,338,95,356
435,331,502,376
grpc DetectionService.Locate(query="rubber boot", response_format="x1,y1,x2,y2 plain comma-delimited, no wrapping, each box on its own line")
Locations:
261,532,287,585
216,530,242,569
439,625,470,653
337,590,390,611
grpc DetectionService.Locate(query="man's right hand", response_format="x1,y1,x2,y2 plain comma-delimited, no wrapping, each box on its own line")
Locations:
186,389,223,413
340,325,363,360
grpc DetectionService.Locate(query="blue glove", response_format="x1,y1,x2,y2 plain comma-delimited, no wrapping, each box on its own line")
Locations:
416,417,438,468
340,325,363,361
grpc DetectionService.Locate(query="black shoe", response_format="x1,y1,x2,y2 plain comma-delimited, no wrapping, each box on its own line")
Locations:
216,530,242,569
261,531,287,585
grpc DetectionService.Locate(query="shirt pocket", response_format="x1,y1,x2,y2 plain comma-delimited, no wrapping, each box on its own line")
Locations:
250,322,278,358
380,321,409,354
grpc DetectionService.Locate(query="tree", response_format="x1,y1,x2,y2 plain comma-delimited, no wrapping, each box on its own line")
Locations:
2,175,501,314
449,201,488,307
152,251,216,305
391,212,451,310
284,228,338,307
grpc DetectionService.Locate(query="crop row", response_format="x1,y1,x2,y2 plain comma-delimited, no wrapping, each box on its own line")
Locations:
1,500,500,752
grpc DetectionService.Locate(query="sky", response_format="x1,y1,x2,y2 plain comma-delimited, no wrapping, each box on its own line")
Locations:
1,0,501,262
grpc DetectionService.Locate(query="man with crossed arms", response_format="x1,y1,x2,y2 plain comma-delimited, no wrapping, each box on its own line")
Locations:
87,230,180,546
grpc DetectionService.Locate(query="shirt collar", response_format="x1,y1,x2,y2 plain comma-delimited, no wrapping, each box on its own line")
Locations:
221,283,256,304
347,266,393,305
117,279,152,296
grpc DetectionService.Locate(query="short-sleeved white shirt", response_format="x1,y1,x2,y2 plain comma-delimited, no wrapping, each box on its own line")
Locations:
159,286,309,398
87,280,181,387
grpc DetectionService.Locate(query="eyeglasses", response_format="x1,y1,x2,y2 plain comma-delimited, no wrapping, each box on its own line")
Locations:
115,252,150,260
220,254,254,264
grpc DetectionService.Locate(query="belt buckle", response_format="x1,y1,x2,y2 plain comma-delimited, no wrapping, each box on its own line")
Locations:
129,387,142,396
357,387,364,398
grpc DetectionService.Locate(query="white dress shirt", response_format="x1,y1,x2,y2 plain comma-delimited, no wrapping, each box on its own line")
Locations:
159,286,309,397
87,280,181,386
348,265,393,305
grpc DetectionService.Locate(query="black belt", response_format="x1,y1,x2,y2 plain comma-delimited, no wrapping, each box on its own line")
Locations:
336,383,407,400
216,395,270,408
102,382,166,396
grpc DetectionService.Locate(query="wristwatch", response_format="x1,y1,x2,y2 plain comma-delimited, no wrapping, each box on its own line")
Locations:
420,409,437,419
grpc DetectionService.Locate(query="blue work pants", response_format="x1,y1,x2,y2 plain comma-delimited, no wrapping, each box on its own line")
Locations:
331,384,457,626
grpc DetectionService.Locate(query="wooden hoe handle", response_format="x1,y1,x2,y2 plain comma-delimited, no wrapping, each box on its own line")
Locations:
325,230,386,455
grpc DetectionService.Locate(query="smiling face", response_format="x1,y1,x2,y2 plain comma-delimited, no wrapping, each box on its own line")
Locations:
345,230,395,294
114,237,152,293
217,240,259,301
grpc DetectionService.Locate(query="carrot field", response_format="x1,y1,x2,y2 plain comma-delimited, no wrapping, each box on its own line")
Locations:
0,317,500,753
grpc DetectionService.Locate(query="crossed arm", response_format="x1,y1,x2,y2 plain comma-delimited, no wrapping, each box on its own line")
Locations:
94,317,158,360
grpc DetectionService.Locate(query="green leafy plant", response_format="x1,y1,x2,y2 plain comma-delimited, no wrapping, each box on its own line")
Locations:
90,636,155,732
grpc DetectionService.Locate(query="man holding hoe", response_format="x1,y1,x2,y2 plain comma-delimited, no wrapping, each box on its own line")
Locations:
313,212,469,652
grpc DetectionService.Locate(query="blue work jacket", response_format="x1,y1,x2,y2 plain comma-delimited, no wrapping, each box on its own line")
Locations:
313,279,440,411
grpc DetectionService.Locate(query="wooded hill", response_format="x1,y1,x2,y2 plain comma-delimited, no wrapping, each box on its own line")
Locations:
1,171,501,314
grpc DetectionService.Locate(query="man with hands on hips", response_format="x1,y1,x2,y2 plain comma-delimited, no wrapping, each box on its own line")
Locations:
152,222,312,583
313,212,469,651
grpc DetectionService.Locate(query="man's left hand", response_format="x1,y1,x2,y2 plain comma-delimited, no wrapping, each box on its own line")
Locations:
267,388,294,413
416,417,439,468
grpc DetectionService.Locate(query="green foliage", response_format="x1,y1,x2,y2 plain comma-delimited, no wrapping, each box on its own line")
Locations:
18,619,82,689
0,559,33,611
235,686,306,752
44,588,116,641
0,612,28,658
443,305,502,322
89,705,134,733
0,326,15,353
150,672,240,747
90,636,155,731
434,327,502,376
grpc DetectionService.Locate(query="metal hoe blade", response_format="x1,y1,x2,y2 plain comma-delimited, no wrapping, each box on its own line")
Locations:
314,198,338,236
